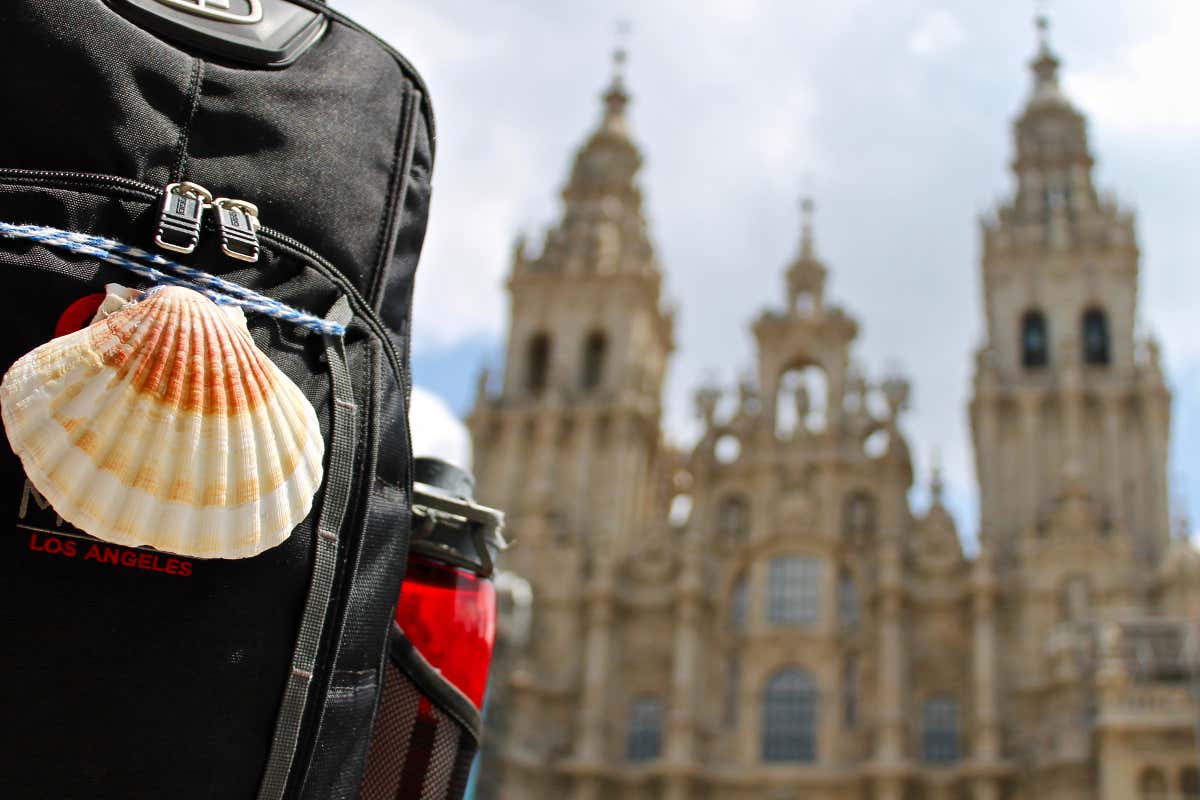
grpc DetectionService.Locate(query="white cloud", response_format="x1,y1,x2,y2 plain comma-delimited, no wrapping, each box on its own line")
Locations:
1068,3,1200,138
907,11,966,58
410,385,472,471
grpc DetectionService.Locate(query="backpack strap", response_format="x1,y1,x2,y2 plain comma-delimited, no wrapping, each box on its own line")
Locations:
257,295,356,800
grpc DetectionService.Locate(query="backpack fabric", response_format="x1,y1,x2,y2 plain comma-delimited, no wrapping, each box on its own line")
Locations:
0,1,443,796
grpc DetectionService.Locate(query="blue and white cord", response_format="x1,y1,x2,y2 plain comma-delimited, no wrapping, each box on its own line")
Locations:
0,222,346,336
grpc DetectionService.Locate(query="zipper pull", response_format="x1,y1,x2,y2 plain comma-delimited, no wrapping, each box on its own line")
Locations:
155,182,212,254
213,198,262,263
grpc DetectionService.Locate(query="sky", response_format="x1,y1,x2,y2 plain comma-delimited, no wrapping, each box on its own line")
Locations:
339,0,1200,546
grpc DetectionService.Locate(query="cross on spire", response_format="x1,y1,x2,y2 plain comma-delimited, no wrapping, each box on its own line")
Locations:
930,448,945,505
784,189,826,312
602,20,632,125
612,20,631,83
799,194,815,258
1035,0,1051,49
1030,0,1061,88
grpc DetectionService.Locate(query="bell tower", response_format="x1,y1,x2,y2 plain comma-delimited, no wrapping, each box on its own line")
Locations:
469,41,673,555
467,44,674,798
970,16,1171,567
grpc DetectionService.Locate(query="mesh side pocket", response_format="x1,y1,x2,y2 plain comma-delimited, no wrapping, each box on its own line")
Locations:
361,625,481,800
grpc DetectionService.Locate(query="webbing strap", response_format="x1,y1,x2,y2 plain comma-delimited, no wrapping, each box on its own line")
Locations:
257,295,356,800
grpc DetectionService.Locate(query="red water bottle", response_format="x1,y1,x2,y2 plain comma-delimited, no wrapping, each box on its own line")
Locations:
395,458,507,710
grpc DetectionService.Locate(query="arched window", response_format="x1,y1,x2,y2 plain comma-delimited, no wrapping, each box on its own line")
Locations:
768,556,822,625
839,570,858,629
718,494,750,540
626,696,663,762
581,330,607,390
776,365,828,435
1138,767,1167,800
1021,310,1049,369
762,669,818,762
1181,766,1199,800
526,332,551,394
842,656,858,728
1082,308,1110,365
842,491,877,537
922,695,960,764
729,576,748,631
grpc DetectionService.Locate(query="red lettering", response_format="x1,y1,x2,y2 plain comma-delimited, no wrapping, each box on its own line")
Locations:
29,533,193,577
28,534,77,558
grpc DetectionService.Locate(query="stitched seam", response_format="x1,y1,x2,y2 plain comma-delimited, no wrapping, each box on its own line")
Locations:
172,58,205,183
367,87,420,309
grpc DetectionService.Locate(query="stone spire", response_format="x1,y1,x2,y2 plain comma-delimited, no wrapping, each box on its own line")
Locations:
519,37,658,278
930,455,945,507
1008,11,1099,234
973,10,1165,564
600,33,630,136
1027,14,1067,109
785,195,828,313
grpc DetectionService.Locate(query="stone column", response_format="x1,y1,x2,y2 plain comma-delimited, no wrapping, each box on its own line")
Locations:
1141,388,1170,562
572,556,616,800
1017,390,1041,531
974,392,998,537
609,411,638,551
971,549,1001,800
1101,392,1124,530
875,537,905,764
620,415,650,538
526,408,561,509
664,543,703,800
573,408,596,535
820,655,840,768
1095,623,1130,800
497,411,526,519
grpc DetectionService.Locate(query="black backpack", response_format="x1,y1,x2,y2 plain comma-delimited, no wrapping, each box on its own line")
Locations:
0,2,476,797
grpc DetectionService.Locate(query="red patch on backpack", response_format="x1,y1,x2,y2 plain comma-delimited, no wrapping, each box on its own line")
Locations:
54,293,106,338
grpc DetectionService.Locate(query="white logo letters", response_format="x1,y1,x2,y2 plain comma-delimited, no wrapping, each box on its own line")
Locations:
155,0,264,25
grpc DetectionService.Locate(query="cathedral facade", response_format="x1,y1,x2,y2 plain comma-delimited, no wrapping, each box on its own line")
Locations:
467,22,1200,800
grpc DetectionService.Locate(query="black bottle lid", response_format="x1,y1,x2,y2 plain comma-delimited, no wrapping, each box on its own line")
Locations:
410,458,506,578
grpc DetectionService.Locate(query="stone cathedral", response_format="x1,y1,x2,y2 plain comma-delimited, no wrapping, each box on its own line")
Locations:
466,20,1200,800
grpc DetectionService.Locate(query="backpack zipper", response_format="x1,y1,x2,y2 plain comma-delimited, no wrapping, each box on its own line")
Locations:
212,197,263,263
0,168,406,393
156,181,262,263
155,181,212,254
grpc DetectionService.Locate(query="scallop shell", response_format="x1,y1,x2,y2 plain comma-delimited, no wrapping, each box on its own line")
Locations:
0,285,324,558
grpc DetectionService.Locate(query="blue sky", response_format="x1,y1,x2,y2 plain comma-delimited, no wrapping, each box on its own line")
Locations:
342,0,1200,545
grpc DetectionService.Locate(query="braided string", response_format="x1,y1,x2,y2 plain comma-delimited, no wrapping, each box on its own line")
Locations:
0,222,346,336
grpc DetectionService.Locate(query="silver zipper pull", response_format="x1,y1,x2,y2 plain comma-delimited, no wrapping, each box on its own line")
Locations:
213,198,262,263
155,182,212,254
